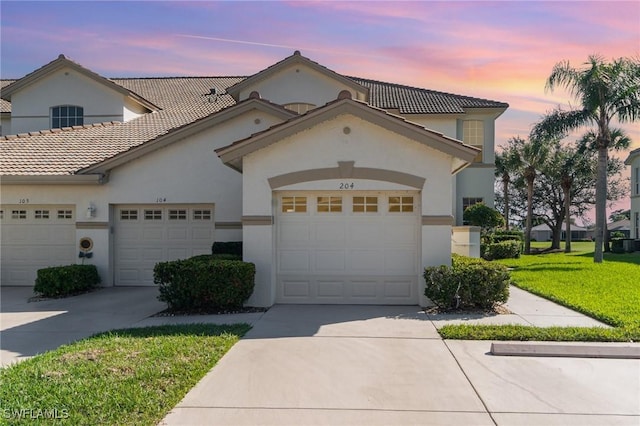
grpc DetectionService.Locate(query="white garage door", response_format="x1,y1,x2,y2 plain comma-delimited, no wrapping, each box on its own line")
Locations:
0,205,76,286
276,192,420,304
113,204,215,286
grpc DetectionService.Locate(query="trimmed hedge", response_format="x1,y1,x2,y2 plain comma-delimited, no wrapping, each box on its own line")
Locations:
211,241,243,258
34,264,101,298
482,240,521,261
424,255,510,310
154,255,255,311
491,229,524,243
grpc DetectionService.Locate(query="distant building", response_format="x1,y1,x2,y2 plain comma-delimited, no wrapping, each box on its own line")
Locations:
530,223,588,242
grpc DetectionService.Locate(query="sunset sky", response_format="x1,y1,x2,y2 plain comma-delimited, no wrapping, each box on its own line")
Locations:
1,1,639,217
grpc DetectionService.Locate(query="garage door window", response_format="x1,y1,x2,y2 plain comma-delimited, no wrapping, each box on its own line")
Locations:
120,209,138,220
282,196,307,213
35,210,50,219
168,209,187,220
12,210,27,219
193,209,212,220
389,196,414,213
144,209,162,220
317,196,342,213
353,196,378,213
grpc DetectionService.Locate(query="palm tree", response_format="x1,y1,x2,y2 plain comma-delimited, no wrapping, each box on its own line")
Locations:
508,136,550,254
532,55,640,263
494,145,520,230
577,128,632,252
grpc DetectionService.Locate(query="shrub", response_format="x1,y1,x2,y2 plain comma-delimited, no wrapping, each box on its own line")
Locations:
463,203,505,230
491,229,524,243
154,256,255,311
211,241,243,258
34,264,101,298
424,255,510,310
482,240,521,260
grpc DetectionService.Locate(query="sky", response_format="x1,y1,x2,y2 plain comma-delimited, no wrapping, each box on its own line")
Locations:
1,0,639,219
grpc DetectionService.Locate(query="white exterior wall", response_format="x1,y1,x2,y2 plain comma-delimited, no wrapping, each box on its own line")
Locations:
10,67,131,134
401,115,458,139
239,64,364,106
1,115,10,136
1,108,285,286
241,113,456,307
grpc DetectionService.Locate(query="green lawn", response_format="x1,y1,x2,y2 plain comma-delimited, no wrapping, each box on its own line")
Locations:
0,323,250,425
439,244,640,342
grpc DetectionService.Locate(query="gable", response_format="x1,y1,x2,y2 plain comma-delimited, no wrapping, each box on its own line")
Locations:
217,97,478,173
227,51,368,107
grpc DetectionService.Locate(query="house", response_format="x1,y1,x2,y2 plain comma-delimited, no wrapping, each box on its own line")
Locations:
625,148,640,241
0,51,508,307
530,223,588,242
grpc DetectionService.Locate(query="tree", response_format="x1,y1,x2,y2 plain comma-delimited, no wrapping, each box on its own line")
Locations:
494,144,520,230
532,55,640,263
609,209,631,222
506,136,550,254
463,202,505,231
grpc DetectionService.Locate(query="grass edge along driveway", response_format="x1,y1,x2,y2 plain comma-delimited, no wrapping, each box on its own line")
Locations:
439,246,639,342
0,323,250,425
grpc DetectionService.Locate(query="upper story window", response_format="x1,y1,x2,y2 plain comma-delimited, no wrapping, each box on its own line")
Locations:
283,103,315,114
462,120,484,163
51,105,84,129
635,167,639,195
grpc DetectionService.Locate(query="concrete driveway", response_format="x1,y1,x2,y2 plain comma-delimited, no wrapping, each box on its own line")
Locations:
0,286,165,366
161,304,640,426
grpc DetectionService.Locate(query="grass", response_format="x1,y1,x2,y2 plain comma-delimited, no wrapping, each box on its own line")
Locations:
439,242,640,342
0,323,250,425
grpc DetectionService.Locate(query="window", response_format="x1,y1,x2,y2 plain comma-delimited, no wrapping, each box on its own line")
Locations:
51,105,84,128
193,209,212,220
635,167,639,195
120,209,138,220
12,210,27,219
283,103,315,114
636,212,639,240
144,209,162,220
168,209,187,220
317,196,342,213
389,196,414,213
57,210,73,219
353,196,378,213
462,120,484,163
282,197,307,213
35,210,50,219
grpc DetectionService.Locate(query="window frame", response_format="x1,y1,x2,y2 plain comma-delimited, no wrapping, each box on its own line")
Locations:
462,120,484,163
51,105,84,129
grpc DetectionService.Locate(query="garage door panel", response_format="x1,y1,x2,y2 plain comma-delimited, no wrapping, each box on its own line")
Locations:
384,279,413,298
142,227,165,240
384,250,417,272
313,222,346,243
350,280,378,298
349,250,384,271
317,280,345,298
282,279,311,297
348,223,383,245
280,222,311,244
280,250,310,272
315,250,346,272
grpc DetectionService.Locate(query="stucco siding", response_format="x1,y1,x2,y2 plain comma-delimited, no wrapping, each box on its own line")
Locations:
10,67,126,134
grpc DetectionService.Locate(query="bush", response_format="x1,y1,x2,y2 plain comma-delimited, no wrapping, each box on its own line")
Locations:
424,255,510,310
154,256,255,311
34,264,101,298
211,241,243,258
463,203,505,230
491,229,524,243
482,240,521,260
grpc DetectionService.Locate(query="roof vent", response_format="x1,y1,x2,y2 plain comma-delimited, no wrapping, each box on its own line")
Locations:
337,90,352,100
249,91,261,99
206,87,219,103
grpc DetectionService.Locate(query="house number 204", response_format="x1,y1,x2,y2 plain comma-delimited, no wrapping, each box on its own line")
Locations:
339,182,354,189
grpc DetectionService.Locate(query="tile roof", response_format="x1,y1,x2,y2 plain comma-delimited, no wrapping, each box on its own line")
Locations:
352,77,509,114
1,80,14,113
1,70,507,176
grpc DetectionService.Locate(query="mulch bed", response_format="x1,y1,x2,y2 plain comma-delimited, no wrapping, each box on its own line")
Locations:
423,303,512,316
152,306,268,317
